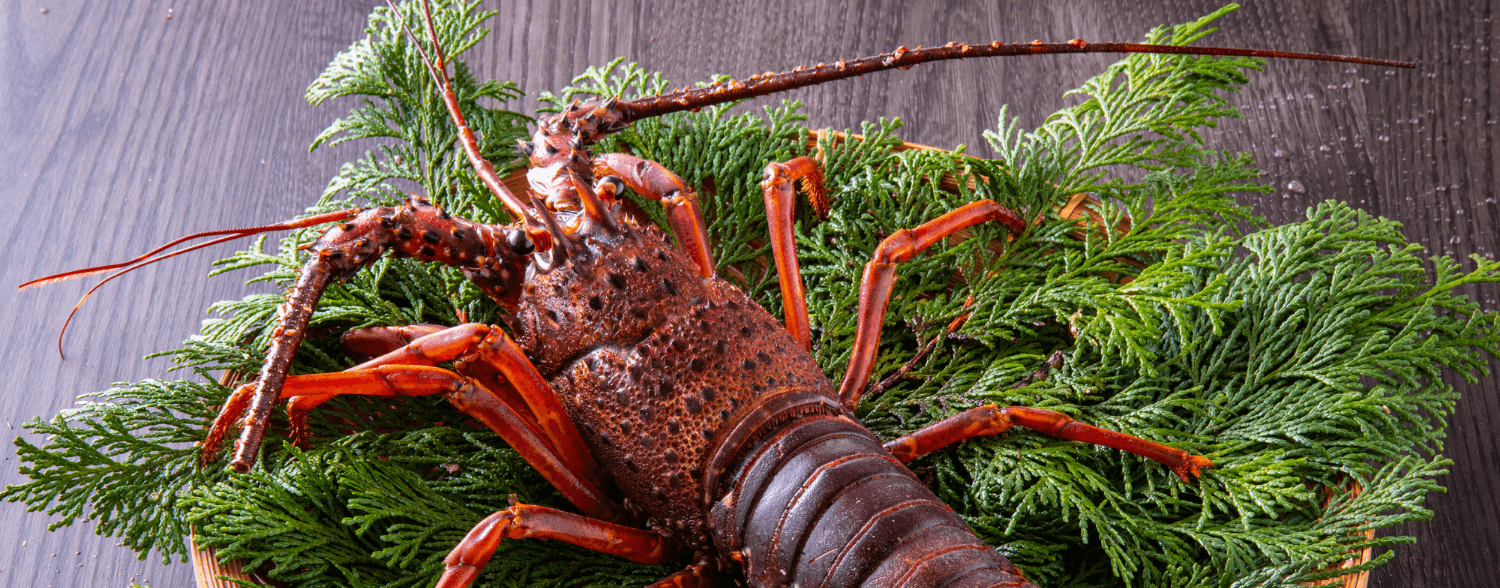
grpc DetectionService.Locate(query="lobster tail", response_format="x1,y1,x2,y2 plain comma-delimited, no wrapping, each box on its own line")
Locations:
709,412,1032,588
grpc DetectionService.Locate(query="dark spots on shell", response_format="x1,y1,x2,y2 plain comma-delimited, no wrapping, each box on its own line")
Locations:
398,227,413,240
620,421,632,435
420,246,437,257
742,358,757,370
598,432,612,445
639,407,652,421
765,376,778,387
657,378,675,397
690,466,702,479
637,342,651,357
628,365,643,380
671,339,688,352
740,326,752,337
633,258,650,272
664,449,680,464
719,409,731,420
657,251,668,262
640,435,656,449
690,297,704,306
452,229,467,241
546,309,559,321
608,273,627,289
684,397,702,414
726,300,740,310
379,217,397,229
701,387,717,402
341,223,355,231
439,209,452,220
631,309,648,320
751,384,764,393
617,390,629,405
422,231,441,244
730,397,742,409
584,356,597,371
624,455,640,473
703,428,717,440
689,358,706,372
662,279,678,296
715,340,728,354
756,351,772,365
325,250,344,260
667,420,680,435
588,295,602,310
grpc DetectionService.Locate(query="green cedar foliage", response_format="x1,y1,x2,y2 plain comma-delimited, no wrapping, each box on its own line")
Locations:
6,2,1498,587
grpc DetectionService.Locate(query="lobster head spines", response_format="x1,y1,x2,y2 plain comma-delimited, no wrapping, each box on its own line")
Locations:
513,226,705,376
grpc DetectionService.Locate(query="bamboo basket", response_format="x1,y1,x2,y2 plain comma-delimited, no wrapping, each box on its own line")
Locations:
189,131,1374,588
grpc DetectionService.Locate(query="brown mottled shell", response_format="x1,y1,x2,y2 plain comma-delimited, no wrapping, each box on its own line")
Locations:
513,225,832,549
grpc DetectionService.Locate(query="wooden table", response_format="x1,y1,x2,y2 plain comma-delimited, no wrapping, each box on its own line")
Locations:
2,1,1495,586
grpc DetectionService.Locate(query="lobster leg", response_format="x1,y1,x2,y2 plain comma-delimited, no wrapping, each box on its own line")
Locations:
645,560,718,588
339,323,448,361
757,157,828,351
837,200,1027,410
594,153,717,278
883,405,1214,482
437,502,682,588
206,361,622,520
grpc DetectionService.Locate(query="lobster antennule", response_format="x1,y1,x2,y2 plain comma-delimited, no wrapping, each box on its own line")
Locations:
614,40,1416,123
19,209,362,358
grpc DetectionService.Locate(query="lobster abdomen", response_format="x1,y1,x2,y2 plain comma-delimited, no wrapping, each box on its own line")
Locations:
710,412,1033,588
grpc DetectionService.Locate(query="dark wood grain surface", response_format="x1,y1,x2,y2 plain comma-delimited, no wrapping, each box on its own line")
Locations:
3,1,1495,586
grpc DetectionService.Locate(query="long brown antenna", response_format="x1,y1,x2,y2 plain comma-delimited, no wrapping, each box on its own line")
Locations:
618,40,1415,123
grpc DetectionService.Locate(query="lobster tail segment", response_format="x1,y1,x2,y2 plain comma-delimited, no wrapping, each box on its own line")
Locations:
706,404,1034,588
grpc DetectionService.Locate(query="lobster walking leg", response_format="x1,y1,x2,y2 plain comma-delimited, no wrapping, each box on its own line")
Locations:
883,405,1214,482
594,153,717,278
340,323,448,360
437,502,682,588
645,561,718,588
837,200,1028,410
758,157,828,351
207,361,623,520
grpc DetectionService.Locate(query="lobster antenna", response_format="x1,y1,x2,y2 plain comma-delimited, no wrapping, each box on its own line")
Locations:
397,0,539,229
21,209,360,357
617,40,1416,122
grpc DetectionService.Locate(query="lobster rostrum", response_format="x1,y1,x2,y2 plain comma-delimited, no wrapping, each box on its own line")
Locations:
23,3,1414,587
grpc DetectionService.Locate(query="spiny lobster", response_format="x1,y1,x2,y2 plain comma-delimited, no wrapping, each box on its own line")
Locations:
22,2,1411,586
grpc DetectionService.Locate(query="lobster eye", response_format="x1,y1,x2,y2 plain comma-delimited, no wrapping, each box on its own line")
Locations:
598,175,626,197
506,228,535,255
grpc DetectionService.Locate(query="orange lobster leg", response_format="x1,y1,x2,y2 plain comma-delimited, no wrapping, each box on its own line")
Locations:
437,502,683,588
594,153,716,278
757,157,828,351
838,200,1027,410
645,561,718,588
883,405,1214,482
208,363,622,521
338,323,448,360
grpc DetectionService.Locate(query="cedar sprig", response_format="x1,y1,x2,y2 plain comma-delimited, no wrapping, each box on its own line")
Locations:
5,3,1497,588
